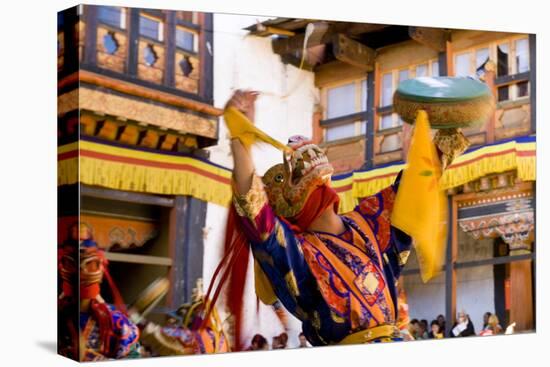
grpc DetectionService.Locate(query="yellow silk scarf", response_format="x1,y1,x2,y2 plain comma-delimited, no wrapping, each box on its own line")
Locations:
223,106,291,152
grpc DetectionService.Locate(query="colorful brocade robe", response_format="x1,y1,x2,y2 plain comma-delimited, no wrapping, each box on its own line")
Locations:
79,304,141,361
161,325,229,354
140,324,230,356
233,174,412,346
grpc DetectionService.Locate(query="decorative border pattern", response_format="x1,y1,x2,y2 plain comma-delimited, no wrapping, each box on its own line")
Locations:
58,135,535,213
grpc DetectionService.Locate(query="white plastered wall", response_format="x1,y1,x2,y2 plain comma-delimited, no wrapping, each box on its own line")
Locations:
202,13,318,349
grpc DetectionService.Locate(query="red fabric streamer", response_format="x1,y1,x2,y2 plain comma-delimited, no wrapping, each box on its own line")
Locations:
202,207,249,348
62,282,74,297
80,284,100,300
102,258,128,315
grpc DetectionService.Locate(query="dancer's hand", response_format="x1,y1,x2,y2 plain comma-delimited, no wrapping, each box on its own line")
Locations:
225,90,259,121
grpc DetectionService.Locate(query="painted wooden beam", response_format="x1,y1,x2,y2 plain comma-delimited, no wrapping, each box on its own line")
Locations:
454,252,535,269
494,71,530,86
169,196,206,306
140,130,160,149
77,86,218,139
320,111,366,127
408,27,449,52
180,135,198,149
105,252,172,266
271,22,386,56
345,23,388,36
127,8,140,77
82,5,98,66
78,70,223,116
97,119,120,140
509,259,534,331
365,71,375,169
164,11,176,88
332,33,375,71
271,34,303,55
445,196,457,337
80,114,98,136
80,184,175,207
160,133,178,151
252,25,296,37
482,61,497,143
199,12,214,104
446,41,454,76
280,54,315,71
272,23,331,55
61,6,79,77
438,50,447,76
119,125,140,145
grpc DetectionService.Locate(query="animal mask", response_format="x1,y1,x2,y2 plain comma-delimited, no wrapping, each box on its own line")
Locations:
262,136,334,218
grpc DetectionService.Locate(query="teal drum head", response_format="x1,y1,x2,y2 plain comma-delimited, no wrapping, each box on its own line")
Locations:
393,76,495,129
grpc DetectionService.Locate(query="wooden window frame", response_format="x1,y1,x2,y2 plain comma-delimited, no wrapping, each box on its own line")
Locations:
452,35,531,104
175,25,199,54
96,6,127,31
176,11,201,27
139,12,164,43
79,6,213,104
320,77,368,143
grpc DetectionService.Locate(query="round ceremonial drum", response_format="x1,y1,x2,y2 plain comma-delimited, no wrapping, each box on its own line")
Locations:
130,277,170,315
393,76,494,129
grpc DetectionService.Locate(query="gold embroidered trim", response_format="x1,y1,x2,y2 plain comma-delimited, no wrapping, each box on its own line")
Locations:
232,174,268,220
275,223,287,247
434,128,471,169
285,270,300,297
330,310,347,324
398,250,411,266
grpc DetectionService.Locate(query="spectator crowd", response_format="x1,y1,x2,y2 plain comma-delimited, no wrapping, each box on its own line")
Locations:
246,332,310,351
244,310,509,351
405,311,505,341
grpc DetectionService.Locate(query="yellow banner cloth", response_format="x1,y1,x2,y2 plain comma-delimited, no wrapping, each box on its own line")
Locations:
391,110,447,282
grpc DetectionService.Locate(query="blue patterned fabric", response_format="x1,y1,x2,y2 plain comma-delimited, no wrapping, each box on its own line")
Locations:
246,174,412,346
81,304,141,360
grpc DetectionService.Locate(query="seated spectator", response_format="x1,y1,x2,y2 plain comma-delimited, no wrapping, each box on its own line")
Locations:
480,314,503,336
298,332,309,348
418,319,429,339
278,332,288,349
272,335,283,349
482,311,492,330
428,320,443,339
409,319,420,340
437,314,446,334
247,334,268,351
450,311,475,337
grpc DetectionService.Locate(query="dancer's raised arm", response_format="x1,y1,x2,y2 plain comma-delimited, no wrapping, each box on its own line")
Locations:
225,90,258,195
